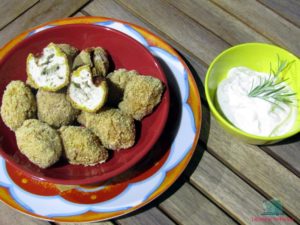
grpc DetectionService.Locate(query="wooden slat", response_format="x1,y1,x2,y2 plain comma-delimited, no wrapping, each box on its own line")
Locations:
0,0,90,47
201,106,300,222
116,208,176,225
83,0,147,27
259,0,300,27
57,222,114,225
0,202,50,225
0,0,38,30
159,182,237,225
211,0,300,56
167,0,271,45
191,150,296,225
261,139,300,177
116,0,229,64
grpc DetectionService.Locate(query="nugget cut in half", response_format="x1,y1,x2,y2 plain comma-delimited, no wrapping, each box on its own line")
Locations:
73,47,109,76
26,43,70,91
37,90,80,128
68,65,108,112
60,126,108,166
119,75,164,120
1,81,37,131
56,43,78,67
78,108,135,150
15,119,62,168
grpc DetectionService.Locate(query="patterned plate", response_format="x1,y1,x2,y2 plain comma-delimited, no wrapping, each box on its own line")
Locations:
0,17,201,222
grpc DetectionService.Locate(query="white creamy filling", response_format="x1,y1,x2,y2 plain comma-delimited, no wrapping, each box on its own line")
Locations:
217,67,297,137
70,69,105,110
28,46,67,88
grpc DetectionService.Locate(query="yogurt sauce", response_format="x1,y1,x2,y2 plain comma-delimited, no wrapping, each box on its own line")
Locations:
217,67,297,136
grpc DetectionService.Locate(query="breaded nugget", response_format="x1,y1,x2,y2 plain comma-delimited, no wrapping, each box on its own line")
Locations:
92,47,109,76
118,75,164,120
73,47,109,77
1,81,36,131
56,43,78,60
15,119,62,168
27,43,70,91
37,90,80,128
106,69,138,105
56,43,79,67
78,108,135,150
68,65,108,112
60,126,108,166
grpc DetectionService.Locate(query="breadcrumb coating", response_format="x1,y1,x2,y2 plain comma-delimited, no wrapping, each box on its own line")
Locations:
60,126,108,166
78,108,135,150
15,119,62,168
1,81,37,131
92,47,109,76
37,90,80,128
106,69,139,105
118,75,164,120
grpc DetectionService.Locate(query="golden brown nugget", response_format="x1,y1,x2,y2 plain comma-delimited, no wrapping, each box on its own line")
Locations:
73,47,109,77
26,43,78,87
92,47,109,76
68,65,108,112
56,43,78,60
60,126,108,166
26,43,70,91
1,81,36,131
37,90,80,128
106,69,139,105
15,119,62,168
56,43,79,67
78,108,135,150
118,75,164,120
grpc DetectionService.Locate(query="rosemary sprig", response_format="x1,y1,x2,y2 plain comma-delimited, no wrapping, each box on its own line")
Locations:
248,55,295,108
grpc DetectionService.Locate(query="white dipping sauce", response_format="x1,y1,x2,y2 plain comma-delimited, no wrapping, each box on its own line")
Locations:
217,67,297,136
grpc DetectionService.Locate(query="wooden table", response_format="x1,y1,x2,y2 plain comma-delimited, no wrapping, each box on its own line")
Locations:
0,0,299,225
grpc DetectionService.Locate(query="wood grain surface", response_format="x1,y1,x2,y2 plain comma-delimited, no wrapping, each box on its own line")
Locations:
203,110,300,222
211,0,300,55
0,0,38,30
160,182,238,225
167,0,271,44
116,0,229,64
259,0,300,27
0,203,50,225
0,0,90,47
191,151,296,225
116,208,175,225
57,222,114,225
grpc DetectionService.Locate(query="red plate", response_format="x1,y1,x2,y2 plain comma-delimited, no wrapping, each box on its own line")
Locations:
0,24,170,185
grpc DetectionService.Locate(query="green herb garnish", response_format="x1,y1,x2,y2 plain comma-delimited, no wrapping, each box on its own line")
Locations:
248,55,296,109
72,82,81,89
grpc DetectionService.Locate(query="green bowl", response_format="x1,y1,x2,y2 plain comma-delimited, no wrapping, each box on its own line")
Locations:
205,43,300,145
